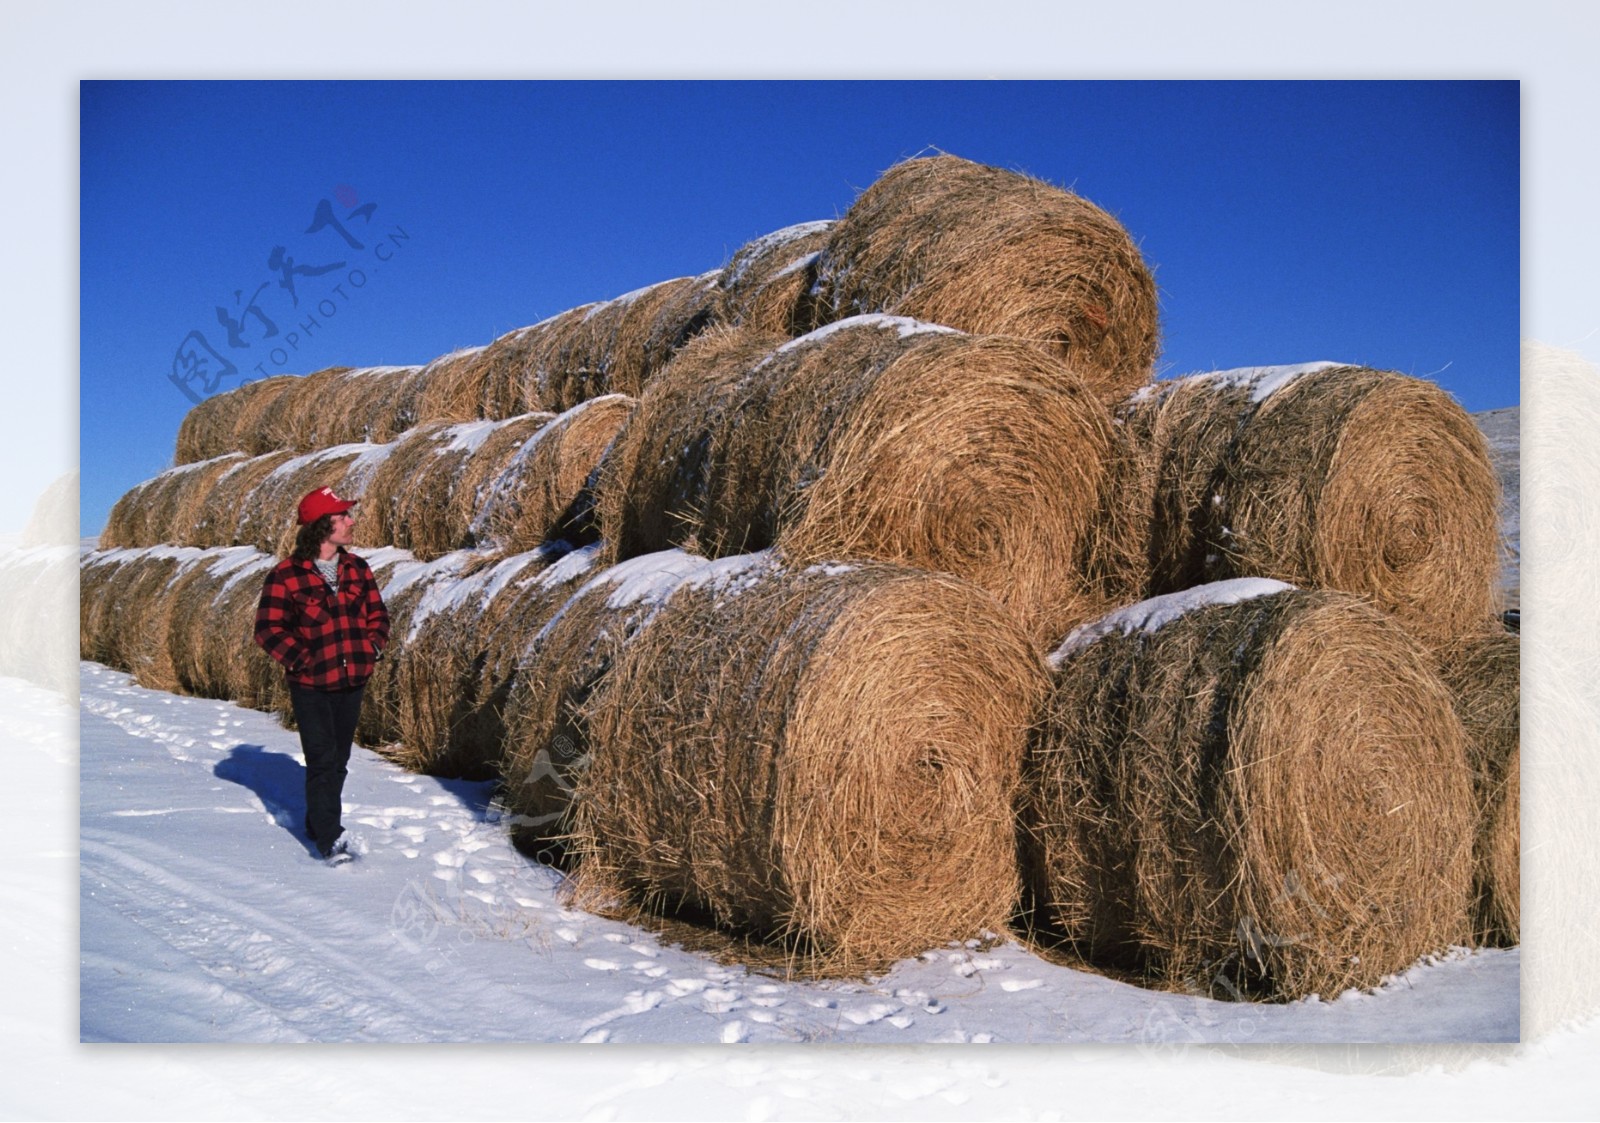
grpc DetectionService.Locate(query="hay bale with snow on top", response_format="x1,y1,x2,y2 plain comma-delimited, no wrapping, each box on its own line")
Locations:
601,315,1115,643
571,555,1048,973
175,376,299,464
358,421,480,558
1023,580,1476,1001
524,303,602,414
472,395,634,552
499,549,711,842
189,451,298,548
163,546,278,702
542,276,720,412
313,365,429,448
465,544,609,774
1434,627,1520,947
414,345,491,426
1116,363,1502,647
468,325,554,420
813,155,1159,401
77,546,208,691
390,546,568,779
349,548,470,750
233,444,373,555
714,220,834,336
240,366,353,455
100,453,247,548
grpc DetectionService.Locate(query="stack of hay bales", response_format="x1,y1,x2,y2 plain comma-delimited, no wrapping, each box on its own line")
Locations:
84,152,1514,985
597,315,1116,644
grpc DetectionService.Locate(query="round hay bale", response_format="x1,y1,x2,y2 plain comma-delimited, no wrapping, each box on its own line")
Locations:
240,366,352,455
414,345,491,425
175,376,298,464
359,422,477,558
1023,581,1476,1000
233,444,373,556
499,549,711,841
472,325,553,420
554,278,705,410
100,453,246,548
78,546,207,691
314,365,428,447
79,549,135,663
1118,363,1502,647
715,220,834,336
358,414,556,558
813,155,1159,401
449,411,558,544
526,303,603,414
391,546,572,779
572,555,1048,973
637,271,721,389
466,543,608,780
601,315,1115,643
352,548,466,750
190,451,297,548
1434,628,1520,947
472,395,634,552
165,546,277,700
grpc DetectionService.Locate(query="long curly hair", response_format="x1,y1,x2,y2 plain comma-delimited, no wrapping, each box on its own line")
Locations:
291,514,335,562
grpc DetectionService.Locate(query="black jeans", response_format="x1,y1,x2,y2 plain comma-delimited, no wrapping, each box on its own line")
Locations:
288,681,366,856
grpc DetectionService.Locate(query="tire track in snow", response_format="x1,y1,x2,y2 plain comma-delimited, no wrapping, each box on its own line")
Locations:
81,830,464,1041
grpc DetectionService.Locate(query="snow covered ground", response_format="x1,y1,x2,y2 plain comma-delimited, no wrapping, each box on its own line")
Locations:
77,660,1516,1046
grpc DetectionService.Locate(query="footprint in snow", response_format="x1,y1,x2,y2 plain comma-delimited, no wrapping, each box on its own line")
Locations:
584,958,621,971
1000,978,1043,992
721,1020,747,1043
554,928,580,943
842,1002,900,1025
580,1028,611,1043
665,978,708,997
467,869,497,885
702,988,739,1014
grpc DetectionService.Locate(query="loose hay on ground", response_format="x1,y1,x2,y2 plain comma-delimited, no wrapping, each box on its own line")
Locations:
570,556,1048,974
813,154,1159,402
1022,582,1476,1001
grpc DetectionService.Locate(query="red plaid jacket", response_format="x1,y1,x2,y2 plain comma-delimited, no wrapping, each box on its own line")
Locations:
254,549,390,691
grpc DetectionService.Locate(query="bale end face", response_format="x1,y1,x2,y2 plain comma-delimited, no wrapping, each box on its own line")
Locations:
574,561,1049,973
1026,588,1477,1001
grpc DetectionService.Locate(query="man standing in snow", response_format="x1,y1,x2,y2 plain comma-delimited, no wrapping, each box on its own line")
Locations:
254,486,390,865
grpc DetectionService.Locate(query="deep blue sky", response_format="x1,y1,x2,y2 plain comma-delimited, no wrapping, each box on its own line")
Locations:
80,80,1519,534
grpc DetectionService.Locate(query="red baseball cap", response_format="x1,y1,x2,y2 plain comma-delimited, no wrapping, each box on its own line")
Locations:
297,486,356,525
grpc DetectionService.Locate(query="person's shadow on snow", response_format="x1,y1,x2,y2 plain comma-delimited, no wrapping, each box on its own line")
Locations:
213,744,320,857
